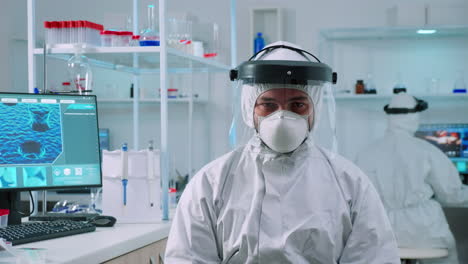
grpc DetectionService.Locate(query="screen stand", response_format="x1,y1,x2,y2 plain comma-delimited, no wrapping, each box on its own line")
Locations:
0,191,22,225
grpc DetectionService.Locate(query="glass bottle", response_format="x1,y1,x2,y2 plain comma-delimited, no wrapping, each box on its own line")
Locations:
139,5,160,46
355,80,364,94
453,71,467,93
67,51,93,94
393,72,406,94
365,73,377,94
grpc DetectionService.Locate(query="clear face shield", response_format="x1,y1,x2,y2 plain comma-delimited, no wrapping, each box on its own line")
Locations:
229,45,338,154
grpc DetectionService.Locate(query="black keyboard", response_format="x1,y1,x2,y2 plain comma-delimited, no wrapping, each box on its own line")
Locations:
0,220,96,246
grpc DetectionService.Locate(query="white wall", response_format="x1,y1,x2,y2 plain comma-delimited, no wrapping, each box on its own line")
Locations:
0,0,13,92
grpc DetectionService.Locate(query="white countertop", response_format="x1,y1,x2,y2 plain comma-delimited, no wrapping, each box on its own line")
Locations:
13,221,172,264
399,247,449,260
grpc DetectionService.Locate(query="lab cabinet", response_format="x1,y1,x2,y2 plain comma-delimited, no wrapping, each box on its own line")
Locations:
103,238,167,264
26,0,234,220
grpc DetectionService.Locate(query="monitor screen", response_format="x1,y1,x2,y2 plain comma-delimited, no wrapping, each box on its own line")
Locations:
415,123,468,174
0,93,102,191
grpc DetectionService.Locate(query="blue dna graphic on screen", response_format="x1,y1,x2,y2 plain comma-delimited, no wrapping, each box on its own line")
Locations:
0,102,62,165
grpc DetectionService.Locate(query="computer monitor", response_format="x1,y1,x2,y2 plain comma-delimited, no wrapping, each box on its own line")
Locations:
0,93,102,224
415,123,468,176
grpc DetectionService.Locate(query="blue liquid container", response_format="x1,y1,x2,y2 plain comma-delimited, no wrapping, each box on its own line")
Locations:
254,32,265,54
139,40,160,46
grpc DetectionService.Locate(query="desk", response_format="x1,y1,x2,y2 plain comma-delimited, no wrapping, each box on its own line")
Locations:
399,247,449,264
13,222,172,264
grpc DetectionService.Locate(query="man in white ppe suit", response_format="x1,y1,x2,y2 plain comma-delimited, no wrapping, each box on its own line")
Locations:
165,42,400,263
356,93,468,264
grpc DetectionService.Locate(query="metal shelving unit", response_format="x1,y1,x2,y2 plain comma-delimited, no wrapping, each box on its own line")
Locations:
334,93,468,100
96,98,207,104
27,0,237,221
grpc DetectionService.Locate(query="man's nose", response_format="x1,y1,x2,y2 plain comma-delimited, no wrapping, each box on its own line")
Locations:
277,104,287,111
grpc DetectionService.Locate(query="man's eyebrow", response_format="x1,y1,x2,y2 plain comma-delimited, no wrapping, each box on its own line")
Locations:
257,96,277,102
287,96,309,101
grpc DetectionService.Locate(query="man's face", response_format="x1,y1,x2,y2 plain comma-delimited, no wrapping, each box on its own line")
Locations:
254,88,313,129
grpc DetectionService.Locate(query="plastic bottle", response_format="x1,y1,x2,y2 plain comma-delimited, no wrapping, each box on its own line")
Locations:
140,5,160,46
67,51,93,94
254,32,265,54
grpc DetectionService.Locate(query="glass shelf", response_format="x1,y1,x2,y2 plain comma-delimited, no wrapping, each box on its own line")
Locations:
321,25,468,41
96,97,207,104
334,93,468,100
33,46,231,74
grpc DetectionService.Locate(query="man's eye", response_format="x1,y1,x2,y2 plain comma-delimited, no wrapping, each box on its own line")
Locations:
262,103,276,108
292,102,305,108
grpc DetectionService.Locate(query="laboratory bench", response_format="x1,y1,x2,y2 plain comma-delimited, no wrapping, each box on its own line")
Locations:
12,221,171,264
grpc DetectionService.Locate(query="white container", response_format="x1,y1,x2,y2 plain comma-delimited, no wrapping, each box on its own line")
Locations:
192,41,204,57
44,20,103,47
102,149,162,223
0,209,9,228
119,31,133,47
100,30,114,47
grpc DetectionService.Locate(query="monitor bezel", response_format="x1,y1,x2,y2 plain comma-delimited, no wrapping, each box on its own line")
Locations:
0,92,103,192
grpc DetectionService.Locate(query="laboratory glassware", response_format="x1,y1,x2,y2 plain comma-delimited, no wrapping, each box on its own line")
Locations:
140,5,160,46
365,74,377,94
355,80,364,94
453,71,467,93
67,51,93,94
204,23,219,58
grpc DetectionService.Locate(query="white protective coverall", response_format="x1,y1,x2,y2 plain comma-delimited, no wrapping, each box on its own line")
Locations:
165,42,400,264
355,93,468,264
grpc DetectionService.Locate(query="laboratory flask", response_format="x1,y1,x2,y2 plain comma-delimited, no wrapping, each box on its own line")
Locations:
140,5,160,46
67,52,93,94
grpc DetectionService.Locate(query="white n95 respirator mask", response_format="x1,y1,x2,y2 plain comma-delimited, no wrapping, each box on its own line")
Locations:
257,110,309,153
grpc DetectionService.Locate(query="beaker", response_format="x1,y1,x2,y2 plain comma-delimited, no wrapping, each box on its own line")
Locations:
204,23,219,59
140,5,160,46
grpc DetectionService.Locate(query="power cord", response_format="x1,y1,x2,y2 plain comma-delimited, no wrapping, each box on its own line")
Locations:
15,191,35,217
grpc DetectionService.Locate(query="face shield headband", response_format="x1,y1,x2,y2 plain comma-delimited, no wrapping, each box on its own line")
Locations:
383,97,428,114
230,45,338,85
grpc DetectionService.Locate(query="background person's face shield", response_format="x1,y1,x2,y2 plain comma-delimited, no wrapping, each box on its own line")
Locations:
229,56,337,154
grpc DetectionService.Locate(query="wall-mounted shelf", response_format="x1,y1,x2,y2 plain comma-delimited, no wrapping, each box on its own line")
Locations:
33,46,231,74
97,98,207,104
321,25,468,41
334,93,468,100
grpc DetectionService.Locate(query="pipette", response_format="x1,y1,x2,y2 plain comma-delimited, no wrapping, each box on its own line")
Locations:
147,140,155,207
121,143,128,206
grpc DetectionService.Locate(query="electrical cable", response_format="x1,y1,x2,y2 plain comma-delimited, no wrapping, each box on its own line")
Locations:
15,191,35,217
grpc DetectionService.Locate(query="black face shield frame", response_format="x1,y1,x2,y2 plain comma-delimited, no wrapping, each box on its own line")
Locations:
384,97,428,114
229,45,338,85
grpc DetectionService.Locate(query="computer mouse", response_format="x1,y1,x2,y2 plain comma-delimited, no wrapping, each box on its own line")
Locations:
89,215,116,227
